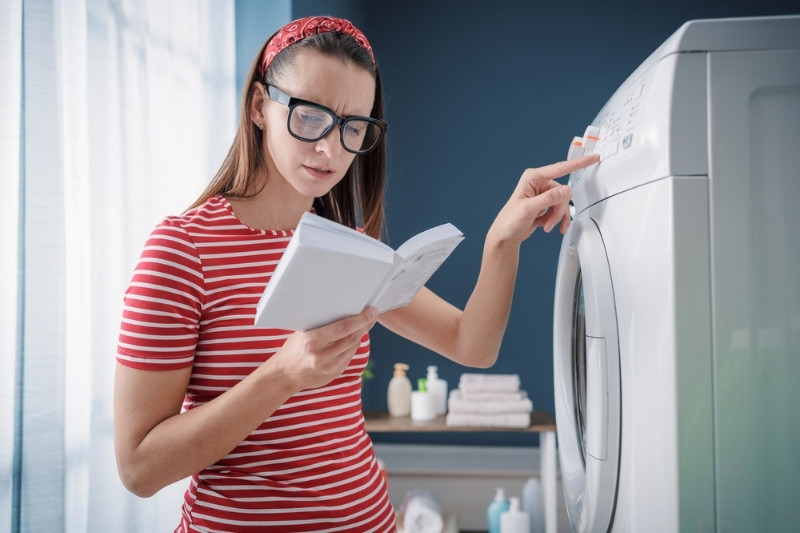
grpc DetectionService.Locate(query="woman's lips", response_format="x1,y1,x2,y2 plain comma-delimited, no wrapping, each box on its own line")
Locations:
304,165,336,180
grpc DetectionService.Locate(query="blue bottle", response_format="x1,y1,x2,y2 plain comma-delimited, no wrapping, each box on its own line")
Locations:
487,487,510,533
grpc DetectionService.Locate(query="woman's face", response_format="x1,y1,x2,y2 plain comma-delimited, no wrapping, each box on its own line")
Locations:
259,49,376,201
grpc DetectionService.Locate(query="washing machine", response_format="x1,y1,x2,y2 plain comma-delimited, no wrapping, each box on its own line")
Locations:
553,15,800,532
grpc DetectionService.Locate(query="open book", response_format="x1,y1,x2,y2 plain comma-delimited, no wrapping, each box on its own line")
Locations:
254,212,464,331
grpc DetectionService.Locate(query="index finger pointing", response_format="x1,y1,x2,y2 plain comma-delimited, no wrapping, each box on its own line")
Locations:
531,153,600,181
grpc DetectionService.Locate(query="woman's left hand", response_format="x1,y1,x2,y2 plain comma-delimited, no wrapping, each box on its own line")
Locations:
489,153,599,244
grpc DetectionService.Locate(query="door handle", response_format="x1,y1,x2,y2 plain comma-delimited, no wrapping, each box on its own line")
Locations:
586,335,608,461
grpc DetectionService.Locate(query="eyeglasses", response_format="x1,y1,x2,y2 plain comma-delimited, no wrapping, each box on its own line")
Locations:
265,84,387,155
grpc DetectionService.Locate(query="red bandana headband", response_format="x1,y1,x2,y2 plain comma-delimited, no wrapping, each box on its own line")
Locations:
259,16,375,78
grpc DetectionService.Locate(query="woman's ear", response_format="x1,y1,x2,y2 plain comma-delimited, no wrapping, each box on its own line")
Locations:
249,82,267,129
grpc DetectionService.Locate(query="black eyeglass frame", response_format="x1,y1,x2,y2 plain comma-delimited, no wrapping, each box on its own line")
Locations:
264,83,388,155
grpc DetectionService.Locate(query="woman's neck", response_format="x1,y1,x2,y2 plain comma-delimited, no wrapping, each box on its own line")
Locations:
227,182,313,231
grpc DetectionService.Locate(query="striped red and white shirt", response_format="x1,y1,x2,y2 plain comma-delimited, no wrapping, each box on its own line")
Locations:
117,196,395,532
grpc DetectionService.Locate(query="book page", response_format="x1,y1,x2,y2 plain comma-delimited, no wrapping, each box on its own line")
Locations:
254,213,462,330
254,212,395,331
298,211,392,257
371,234,464,312
255,244,394,330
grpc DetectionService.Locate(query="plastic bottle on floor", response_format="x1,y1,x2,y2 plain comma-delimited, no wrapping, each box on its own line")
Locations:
487,487,510,533
500,497,530,533
522,477,545,533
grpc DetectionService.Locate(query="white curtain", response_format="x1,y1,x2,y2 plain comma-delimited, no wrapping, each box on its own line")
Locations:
0,0,236,531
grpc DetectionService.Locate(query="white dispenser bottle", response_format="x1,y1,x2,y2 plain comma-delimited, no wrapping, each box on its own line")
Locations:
411,378,436,421
500,497,530,533
425,365,448,415
522,477,545,533
387,363,411,417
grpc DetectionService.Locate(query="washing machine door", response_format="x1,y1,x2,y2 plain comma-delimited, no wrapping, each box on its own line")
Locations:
554,216,621,532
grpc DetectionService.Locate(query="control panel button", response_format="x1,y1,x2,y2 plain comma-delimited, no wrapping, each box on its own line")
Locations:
582,125,600,153
567,126,601,160
567,136,585,160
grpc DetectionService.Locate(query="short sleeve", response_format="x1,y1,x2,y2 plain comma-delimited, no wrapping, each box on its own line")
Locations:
117,218,204,370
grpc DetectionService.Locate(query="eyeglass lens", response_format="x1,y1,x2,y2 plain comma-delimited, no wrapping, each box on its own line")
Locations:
289,105,382,153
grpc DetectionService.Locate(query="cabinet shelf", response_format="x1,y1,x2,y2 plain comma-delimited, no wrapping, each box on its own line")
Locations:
364,410,559,533
363,411,555,433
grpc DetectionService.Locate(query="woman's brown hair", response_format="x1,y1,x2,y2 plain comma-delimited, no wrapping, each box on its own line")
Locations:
188,31,387,240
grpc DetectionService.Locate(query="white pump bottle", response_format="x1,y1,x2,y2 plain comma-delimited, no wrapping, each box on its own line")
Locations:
387,363,411,417
425,365,448,415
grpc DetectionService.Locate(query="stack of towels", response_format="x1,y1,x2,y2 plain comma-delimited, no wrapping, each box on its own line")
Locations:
445,373,533,428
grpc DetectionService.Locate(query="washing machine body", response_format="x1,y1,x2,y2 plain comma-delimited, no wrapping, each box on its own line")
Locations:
553,15,800,532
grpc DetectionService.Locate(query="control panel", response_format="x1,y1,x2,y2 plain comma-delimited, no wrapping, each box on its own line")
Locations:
567,76,649,164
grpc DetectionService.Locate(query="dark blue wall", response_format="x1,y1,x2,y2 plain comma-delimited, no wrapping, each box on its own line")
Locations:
237,0,798,446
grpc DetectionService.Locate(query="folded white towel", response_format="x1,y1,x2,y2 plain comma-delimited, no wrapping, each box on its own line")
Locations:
447,389,533,414
456,390,528,402
446,412,531,428
458,373,520,393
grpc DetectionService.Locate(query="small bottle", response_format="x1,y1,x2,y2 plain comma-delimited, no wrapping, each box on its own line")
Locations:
425,365,448,415
387,363,411,417
487,487,510,533
522,477,544,533
411,378,436,421
500,497,530,533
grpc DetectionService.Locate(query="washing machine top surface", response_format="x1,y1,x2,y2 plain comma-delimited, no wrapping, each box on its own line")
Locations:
564,15,800,215
659,14,800,56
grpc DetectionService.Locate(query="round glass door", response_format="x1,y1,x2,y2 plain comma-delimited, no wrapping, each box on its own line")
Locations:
553,217,621,532
572,271,588,469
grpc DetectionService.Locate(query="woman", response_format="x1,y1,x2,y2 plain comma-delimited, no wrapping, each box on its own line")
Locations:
114,16,598,532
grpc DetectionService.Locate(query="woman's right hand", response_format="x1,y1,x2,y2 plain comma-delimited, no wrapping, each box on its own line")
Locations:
268,306,379,391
